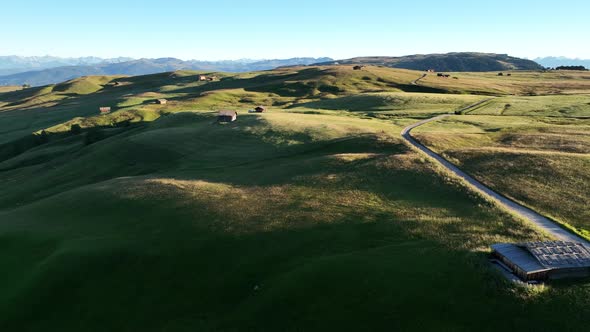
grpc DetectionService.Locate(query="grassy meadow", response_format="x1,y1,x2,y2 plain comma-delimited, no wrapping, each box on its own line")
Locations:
413,114,590,239
419,70,590,95
1,66,590,331
460,94,590,117
0,86,22,93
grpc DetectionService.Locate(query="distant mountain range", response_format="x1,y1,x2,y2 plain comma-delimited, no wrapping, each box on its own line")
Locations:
317,53,544,72
0,57,333,86
4,53,579,87
533,57,590,69
0,56,133,76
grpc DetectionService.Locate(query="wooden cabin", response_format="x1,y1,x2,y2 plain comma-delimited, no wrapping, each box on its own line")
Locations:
491,241,590,282
218,110,237,122
99,107,111,115
155,99,168,105
254,106,266,113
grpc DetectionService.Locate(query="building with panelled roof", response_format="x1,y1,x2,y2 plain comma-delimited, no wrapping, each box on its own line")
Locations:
491,241,590,282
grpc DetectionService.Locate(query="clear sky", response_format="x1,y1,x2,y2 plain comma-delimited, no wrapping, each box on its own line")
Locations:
2,0,589,60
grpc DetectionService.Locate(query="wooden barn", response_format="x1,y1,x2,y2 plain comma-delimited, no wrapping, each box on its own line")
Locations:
254,106,266,113
99,107,111,115
218,110,237,122
491,241,590,282
155,99,168,105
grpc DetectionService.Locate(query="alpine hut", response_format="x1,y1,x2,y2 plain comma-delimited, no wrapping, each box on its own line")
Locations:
218,110,237,122
491,241,590,282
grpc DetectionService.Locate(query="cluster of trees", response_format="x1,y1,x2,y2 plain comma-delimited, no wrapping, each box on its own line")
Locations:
552,65,588,71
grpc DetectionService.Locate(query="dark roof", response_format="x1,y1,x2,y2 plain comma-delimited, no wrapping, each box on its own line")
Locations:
492,241,590,274
524,241,590,269
492,243,550,274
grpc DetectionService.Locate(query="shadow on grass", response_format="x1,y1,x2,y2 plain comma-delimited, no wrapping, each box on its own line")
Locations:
0,163,586,331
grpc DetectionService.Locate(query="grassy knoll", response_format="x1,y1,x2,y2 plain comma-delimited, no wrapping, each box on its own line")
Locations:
413,114,590,238
291,92,483,118
2,67,590,330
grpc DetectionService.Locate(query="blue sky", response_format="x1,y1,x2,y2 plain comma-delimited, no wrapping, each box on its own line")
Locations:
2,0,589,60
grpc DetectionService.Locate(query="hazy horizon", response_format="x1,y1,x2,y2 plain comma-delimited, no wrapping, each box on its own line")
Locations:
3,0,590,60
2,54,589,63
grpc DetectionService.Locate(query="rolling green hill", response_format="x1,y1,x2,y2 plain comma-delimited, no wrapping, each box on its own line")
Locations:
320,52,544,72
0,57,333,87
1,65,590,331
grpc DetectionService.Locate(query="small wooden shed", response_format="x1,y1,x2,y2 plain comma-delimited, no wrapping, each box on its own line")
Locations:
218,110,237,122
99,107,111,115
254,106,266,113
155,99,168,105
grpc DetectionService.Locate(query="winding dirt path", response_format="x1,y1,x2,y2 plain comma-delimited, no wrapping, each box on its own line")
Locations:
401,111,590,246
410,73,427,85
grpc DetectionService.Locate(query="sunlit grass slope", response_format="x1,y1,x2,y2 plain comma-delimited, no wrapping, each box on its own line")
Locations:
3,66,590,146
463,95,590,117
413,115,590,238
0,86,22,93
